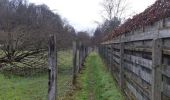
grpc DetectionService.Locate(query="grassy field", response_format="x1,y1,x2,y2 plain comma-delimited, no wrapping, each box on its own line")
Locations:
0,74,48,100
0,50,73,100
66,52,124,100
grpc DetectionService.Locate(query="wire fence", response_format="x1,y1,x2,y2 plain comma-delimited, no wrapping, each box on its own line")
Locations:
0,35,90,100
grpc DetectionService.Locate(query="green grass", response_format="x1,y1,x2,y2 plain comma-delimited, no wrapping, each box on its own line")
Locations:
57,50,73,99
0,74,48,100
0,50,73,100
73,52,124,100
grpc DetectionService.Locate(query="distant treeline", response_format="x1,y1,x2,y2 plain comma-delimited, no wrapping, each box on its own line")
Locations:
0,0,92,50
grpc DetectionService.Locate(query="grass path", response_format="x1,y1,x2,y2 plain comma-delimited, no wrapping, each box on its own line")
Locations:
66,52,124,100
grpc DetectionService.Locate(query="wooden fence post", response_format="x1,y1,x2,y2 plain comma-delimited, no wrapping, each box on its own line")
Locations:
73,41,77,85
120,42,125,90
79,42,82,72
48,35,57,100
110,44,113,73
109,45,112,72
151,38,162,100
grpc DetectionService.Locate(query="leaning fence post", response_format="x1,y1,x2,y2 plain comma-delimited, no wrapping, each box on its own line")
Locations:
151,38,162,100
48,35,57,100
73,41,77,85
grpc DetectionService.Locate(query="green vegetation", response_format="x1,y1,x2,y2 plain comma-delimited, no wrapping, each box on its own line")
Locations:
57,50,73,99
0,74,48,100
0,51,124,100
0,50,73,100
70,52,124,100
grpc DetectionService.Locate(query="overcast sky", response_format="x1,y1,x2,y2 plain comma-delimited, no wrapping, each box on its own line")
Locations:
29,0,156,31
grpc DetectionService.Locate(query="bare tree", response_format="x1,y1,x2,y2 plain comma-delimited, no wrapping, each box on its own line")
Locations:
101,0,128,20
0,0,77,76
92,0,129,45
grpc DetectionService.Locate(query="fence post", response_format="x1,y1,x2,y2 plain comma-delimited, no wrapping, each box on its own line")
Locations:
48,35,57,100
79,42,82,72
73,41,77,85
109,45,112,72
120,42,125,90
151,38,162,100
110,44,113,73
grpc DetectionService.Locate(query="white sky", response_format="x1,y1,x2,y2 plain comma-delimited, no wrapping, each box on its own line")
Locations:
29,0,156,32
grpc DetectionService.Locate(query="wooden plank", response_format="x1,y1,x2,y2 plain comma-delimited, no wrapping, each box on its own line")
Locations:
126,82,149,100
162,65,170,78
125,71,151,94
110,50,120,58
151,38,163,100
112,55,120,64
124,47,170,56
125,47,152,53
114,50,120,57
124,54,152,69
163,82,170,98
123,31,157,42
111,57,120,70
163,49,170,55
48,35,57,100
163,39,170,49
112,44,121,50
159,28,170,39
124,40,153,48
124,62,152,84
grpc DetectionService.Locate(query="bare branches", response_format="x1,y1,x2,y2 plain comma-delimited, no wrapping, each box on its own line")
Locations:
101,0,128,20
0,0,77,71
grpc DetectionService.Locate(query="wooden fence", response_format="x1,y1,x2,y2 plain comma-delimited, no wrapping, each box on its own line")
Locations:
99,17,170,100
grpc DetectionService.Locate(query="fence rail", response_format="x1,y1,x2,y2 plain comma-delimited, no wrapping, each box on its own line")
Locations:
99,18,170,100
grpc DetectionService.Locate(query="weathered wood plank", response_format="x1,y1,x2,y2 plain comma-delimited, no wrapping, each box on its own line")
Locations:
124,54,152,69
163,82,170,98
125,47,152,53
124,40,153,48
159,28,170,39
124,62,152,84
112,55,120,64
124,47,170,56
163,49,170,55
125,71,151,94
163,39,170,49
162,65,170,78
126,81,149,100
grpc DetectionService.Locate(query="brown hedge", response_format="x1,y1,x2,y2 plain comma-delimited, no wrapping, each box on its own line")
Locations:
104,0,170,41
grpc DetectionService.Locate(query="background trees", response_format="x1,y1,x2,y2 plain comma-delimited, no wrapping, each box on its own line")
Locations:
93,0,128,45
0,0,83,66
77,31,91,46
